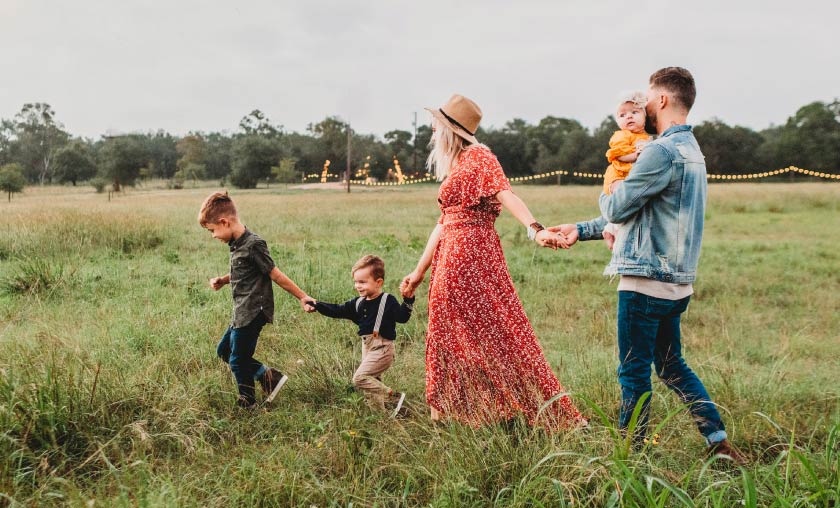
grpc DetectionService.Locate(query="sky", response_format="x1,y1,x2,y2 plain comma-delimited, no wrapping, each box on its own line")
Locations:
1,0,838,139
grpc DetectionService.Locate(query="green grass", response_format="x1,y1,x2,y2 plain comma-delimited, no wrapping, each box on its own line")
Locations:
1,182,838,507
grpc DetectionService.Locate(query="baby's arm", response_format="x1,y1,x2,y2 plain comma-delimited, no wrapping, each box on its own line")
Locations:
616,152,639,163
269,267,314,312
210,273,230,290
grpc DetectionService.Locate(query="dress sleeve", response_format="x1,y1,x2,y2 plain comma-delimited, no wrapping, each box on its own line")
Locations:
458,145,511,208
605,131,637,163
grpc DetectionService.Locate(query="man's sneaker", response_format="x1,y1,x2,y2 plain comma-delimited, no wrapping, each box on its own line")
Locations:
707,439,748,465
260,368,288,404
387,391,406,418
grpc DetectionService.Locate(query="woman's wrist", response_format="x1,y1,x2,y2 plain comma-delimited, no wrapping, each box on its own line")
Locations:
527,222,545,242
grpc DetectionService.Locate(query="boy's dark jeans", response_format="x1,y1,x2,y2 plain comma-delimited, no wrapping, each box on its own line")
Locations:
217,314,268,405
617,291,726,445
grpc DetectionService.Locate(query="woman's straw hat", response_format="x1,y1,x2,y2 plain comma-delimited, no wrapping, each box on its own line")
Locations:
425,94,481,145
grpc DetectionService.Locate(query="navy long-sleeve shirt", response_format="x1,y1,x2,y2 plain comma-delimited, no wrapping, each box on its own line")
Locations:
314,293,415,340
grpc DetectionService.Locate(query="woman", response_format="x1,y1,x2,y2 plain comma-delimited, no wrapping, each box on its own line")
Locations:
401,94,585,428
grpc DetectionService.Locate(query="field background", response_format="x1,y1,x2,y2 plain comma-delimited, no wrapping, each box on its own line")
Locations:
1,182,838,507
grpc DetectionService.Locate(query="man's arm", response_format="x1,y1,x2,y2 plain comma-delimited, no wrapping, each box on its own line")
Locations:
599,144,673,224
576,216,607,241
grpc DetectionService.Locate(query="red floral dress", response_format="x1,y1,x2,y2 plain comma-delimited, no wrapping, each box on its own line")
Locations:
426,144,584,428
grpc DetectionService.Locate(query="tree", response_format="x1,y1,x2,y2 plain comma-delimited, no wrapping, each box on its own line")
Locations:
98,135,148,191
13,103,69,184
308,117,350,175
694,119,763,174
53,141,97,185
204,132,234,180
384,129,413,171
142,131,179,178
271,157,301,183
477,119,535,177
230,136,280,188
771,101,840,171
0,163,26,201
174,135,207,184
239,110,283,138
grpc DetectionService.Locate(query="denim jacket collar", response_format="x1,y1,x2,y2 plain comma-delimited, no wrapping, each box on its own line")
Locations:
660,124,692,137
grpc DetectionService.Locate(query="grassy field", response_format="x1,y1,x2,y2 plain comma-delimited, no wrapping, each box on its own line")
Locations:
1,182,838,507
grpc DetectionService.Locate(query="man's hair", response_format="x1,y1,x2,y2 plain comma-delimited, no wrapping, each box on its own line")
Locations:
352,255,385,280
649,67,696,112
198,191,237,226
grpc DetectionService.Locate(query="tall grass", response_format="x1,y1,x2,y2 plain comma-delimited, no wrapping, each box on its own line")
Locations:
0,183,838,507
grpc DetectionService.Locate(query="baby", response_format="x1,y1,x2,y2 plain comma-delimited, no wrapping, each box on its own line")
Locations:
602,91,651,248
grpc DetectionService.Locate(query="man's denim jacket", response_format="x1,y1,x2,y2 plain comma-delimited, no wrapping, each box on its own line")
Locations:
577,125,707,284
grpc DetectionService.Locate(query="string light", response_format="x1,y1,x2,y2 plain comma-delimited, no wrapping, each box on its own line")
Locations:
318,165,840,187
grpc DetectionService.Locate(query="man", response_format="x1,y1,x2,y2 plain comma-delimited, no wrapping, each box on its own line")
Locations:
553,67,745,462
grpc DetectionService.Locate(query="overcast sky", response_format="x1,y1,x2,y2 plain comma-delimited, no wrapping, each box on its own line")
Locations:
1,0,838,139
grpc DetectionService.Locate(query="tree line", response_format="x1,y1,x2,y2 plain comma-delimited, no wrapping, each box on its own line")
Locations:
1,100,838,195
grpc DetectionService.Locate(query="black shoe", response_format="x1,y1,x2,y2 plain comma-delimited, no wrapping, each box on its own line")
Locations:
259,368,288,404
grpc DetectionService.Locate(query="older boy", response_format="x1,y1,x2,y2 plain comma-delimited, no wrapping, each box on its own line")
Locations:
199,191,313,409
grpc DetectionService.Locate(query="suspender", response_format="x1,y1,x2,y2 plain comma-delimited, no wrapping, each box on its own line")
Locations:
355,293,390,337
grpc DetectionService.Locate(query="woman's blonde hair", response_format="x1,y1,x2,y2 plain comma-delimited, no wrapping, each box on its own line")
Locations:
426,117,470,181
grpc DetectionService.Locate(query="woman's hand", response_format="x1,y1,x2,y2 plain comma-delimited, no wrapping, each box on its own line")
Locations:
535,229,570,250
400,270,425,298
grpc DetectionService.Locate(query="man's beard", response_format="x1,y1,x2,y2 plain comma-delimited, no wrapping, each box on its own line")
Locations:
644,112,658,135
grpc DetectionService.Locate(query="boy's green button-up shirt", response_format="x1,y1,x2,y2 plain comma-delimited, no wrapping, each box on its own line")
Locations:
228,229,275,328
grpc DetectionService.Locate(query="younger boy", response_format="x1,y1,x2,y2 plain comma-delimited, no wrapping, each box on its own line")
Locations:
199,191,313,409
306,255,413,417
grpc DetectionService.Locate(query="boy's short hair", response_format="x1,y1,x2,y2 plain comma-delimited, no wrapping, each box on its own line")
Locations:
198,191,238,226
352,255,385,280
649,67,696,112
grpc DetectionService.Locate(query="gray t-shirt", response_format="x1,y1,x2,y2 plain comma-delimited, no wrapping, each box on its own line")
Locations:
228,229,276,328
617,275,693,300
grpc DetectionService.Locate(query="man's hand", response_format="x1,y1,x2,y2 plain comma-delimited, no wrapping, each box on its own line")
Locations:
209,276,228,291
535,229,570,250
546,224,579,247
603,230,616,250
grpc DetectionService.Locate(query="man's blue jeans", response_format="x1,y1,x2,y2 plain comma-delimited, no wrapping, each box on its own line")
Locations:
217,314,268,405
617,291,726,445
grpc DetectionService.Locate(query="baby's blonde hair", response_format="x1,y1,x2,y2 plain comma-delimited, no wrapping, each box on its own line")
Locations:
617,90,647,109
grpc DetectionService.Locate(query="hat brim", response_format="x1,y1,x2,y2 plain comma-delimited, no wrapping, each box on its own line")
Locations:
425,107,478,145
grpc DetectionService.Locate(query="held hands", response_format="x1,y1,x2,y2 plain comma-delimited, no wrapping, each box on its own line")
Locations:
301,296,317,313
535,229,571,250
400,270,424,298
546,224,579,247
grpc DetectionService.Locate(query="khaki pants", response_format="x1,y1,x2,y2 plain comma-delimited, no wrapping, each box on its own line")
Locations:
352,335,395,410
